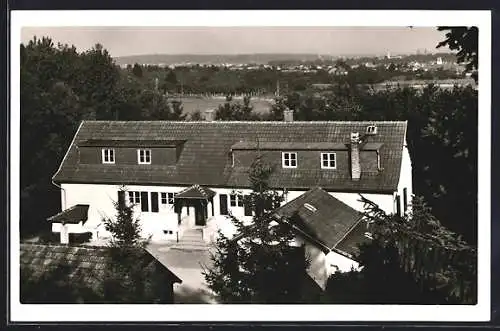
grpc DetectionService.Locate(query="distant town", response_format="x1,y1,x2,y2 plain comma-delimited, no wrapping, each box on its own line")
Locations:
113,51,475,115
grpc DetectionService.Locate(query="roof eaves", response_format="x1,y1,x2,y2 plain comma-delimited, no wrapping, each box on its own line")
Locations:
52,121,84,182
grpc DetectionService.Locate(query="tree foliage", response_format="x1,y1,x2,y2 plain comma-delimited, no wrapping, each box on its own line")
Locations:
20,37,187,237
99,187,170,303
132,63,143,78
325,195,477,304
215,95,259,121
203,156,309,303
437,26,478,82
20,37,121,237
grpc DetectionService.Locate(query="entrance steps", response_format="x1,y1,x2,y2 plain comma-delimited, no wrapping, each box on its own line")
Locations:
171,228,208,251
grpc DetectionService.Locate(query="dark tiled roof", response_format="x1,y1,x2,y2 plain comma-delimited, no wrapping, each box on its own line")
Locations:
79,139,186,147
231,141,349,151
20,243,182,291
274,187,363,251
54,121,407,193
47,204,89,224
362,142,384,150
175,185,216,199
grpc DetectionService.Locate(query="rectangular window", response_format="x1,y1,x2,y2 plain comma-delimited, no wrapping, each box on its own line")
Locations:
244,195,252,216
219,194,228,215
230,194,244,207
161,192,175,206
141,192,149,212
230,194,237,207
321,152,336,169
403,188,408,212
102,148,115,164
137,149,151,164
151,192,159,213
396,194,401,216
282,152,297,168
128,191,141,204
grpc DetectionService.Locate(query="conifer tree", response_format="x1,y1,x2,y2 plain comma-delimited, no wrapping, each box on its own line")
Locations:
101,186,158,303
203,156,309,303
103,186,145,248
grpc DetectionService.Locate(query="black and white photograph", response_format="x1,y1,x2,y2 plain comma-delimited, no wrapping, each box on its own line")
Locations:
9,10,491,322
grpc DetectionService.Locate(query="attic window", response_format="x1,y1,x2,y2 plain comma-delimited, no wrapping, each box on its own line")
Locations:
137,149,151,164
102,148,115,164
366,125,377,135
303,203,317,212
321,152,336,169
282,152,297,168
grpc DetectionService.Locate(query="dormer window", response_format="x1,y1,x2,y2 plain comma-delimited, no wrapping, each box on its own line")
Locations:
321,152,336,169
282,152,297,168
366,125,377,135
137,149,151,164
102,148,115,164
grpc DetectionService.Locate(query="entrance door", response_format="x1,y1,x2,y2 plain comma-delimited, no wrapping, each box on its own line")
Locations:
195,201,206,226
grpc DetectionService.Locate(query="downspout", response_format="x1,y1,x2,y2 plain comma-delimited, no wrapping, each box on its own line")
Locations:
51,179,66,210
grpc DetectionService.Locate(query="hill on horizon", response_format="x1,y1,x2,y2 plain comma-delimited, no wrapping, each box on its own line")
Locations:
113,53,343,66
113,52,455,66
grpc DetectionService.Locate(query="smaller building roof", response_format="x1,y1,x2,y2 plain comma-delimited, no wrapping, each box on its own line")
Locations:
20,243,182,295
175,185,216,200
274,187,363,251
47,204,89,224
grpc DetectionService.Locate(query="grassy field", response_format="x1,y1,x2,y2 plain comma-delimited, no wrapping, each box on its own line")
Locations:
176,96,274,116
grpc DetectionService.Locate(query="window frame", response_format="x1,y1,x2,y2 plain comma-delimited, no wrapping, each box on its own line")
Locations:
102,148,115,164
282,152,298,168
128,191,141,205
137,149,152,164
160,192,175,206
320,152,337,169
230,194,237,207
366,125,377,134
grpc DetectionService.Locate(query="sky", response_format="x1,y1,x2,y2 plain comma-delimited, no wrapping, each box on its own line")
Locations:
20,26,448,58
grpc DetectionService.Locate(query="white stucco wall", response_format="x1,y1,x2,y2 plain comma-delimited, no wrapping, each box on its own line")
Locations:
396,139,414,215
59,183,191,241
56,168,409,243
57,184,282,242
296,237,360,289
325,250,360,274
303,241,329,289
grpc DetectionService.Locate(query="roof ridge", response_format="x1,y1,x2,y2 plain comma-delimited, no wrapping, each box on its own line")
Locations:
20,242,111,250
82,120,408,124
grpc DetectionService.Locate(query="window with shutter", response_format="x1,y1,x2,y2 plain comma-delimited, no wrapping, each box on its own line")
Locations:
244,195,252,216
219,194,228,215
141,192,149,212
151,192,159,213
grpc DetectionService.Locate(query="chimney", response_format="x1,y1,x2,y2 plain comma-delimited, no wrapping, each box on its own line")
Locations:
283,108,294,122
350,132,361,181
204,108,215,122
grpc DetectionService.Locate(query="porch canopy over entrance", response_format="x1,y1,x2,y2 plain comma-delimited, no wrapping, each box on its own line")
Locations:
175,185,216,200
174,185,216,226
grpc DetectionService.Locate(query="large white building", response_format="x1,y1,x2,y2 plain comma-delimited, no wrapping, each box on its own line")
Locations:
49,112,412,254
